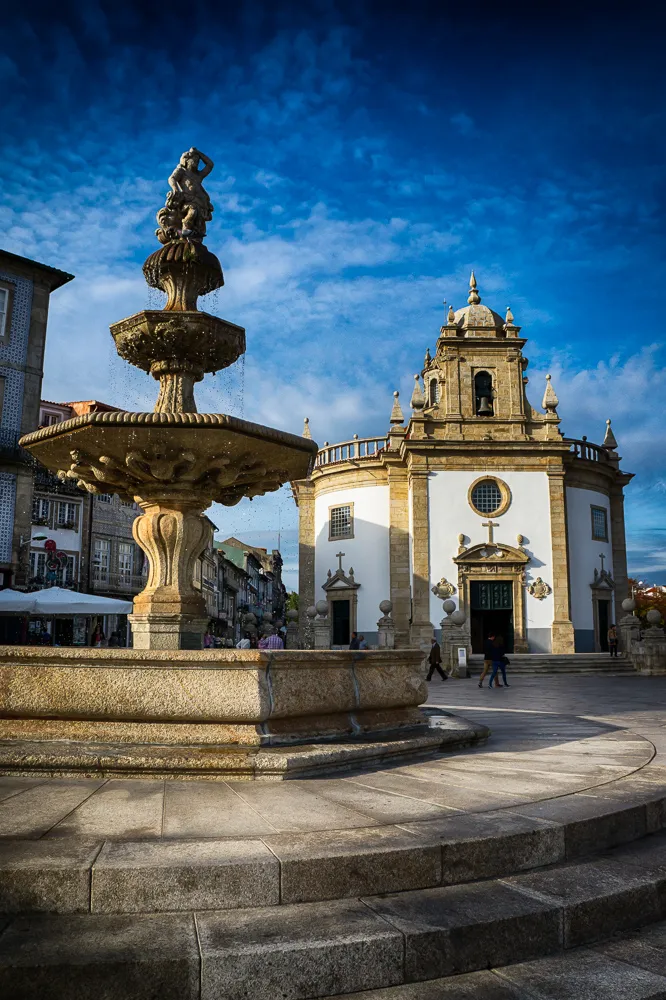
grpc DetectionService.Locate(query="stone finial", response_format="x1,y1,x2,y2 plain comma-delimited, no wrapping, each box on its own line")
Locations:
303,416,312,439
390,390,405,426
467,271,480,305
379,599,393,616
542,373,559,413
447,303,456,324
156,148,215,244
411,374,425,410
603,418,618,450
424,347,432,368
505,305,514,325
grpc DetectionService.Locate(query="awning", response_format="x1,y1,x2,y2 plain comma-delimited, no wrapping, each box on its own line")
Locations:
0,587,133,616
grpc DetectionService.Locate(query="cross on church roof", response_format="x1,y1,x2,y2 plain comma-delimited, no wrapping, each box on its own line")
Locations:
336,551,345,572
482,520,499,544
599,553,605,572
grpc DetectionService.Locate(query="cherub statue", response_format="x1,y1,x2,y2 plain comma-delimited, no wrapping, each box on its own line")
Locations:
156,148,214,244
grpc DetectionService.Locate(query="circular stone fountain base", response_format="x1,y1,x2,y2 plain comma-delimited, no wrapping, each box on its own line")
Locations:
0,648,488,780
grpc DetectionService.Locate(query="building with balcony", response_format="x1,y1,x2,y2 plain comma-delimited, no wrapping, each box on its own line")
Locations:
0,250,73,588
294,273,633,654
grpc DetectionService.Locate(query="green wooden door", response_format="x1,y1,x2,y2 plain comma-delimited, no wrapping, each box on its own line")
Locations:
470,581,513,611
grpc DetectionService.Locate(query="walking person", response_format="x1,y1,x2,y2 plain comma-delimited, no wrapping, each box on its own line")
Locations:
358,635,368,650
349,631,360,650
488,634,509,688
608,624,619,657
479,632,500,688
426,637,447,681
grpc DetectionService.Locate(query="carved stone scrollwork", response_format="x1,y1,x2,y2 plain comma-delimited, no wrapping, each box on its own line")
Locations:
527,577,552,600
431,577,457,599
59,447,287,508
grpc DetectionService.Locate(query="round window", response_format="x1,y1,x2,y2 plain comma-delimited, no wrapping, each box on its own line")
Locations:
470,479,503,515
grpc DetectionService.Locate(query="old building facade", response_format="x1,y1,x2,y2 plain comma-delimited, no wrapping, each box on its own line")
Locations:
295,274,632,654
0,250,73,589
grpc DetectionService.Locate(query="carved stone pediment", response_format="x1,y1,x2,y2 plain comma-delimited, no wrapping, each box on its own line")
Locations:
454,543,529,569
590,568,614,591
322,566,359,592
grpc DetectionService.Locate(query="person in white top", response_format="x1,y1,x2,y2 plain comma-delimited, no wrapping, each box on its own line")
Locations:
236,635,251,649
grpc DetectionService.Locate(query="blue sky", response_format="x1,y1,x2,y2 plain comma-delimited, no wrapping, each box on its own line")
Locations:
2,1,665,590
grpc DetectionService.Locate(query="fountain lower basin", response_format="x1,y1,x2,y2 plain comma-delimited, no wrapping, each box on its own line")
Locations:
0,648,489,779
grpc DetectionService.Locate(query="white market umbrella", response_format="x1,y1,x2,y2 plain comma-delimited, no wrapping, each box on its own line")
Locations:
29,587,133,616
0,589,36,613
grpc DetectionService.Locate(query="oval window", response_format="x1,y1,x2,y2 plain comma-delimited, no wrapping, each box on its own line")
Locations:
470,479,502,515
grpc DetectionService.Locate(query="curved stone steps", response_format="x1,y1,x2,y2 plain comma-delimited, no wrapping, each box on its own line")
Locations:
1,765,665,915
330,921,666,999
2,835,666,999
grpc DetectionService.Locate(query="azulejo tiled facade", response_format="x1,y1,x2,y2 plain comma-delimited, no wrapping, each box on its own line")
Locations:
294,274,632,655
0,251,74,588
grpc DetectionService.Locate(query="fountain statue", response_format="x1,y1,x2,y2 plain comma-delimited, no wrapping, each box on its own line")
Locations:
20,149,317,651
0,152,486,779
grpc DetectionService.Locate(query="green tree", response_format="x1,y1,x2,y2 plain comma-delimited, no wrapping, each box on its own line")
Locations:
285,591,299,613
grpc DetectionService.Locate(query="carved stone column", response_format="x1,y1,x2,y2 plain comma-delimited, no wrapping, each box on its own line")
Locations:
610,484,630,611
547,469,575,653
296,481,316,647
129,498,210,649
387,464,411,647
409,467,433,650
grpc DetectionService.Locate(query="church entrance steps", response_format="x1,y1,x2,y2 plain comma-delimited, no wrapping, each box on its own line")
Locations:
469,653,636,675
2,832,666,998
1,761,664,915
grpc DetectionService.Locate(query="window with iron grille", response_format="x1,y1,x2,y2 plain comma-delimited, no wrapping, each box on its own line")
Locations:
97,494,112,503
470,480,502,515
329,504,353,540
93,538,110,583
57,502,77,528
591,505,609,542
32,497,50,523
118,541,134,583
0,287,8,340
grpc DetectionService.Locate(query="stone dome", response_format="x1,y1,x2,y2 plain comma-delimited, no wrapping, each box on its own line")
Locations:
452,271,505,330
453,302,505,329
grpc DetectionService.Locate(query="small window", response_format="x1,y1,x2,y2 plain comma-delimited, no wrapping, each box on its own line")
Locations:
329,504,353,540
591,505,608,542
428,379,440,406
57,502,77,528
470,479,502,515
41,413,62,426
0,287,8,340
96,493,112,503
93,538,110,583
32,497,50,523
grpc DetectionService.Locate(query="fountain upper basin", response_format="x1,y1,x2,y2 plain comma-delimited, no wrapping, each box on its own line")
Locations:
20,410,318,505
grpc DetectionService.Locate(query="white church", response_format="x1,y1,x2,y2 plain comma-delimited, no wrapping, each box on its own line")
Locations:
294,274,632,654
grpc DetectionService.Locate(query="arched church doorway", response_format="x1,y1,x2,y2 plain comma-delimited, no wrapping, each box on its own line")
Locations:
469,580,514,653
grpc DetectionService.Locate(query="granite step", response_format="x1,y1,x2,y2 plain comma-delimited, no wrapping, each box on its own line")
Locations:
1,768,664,914
2,837,666,999
468,653,635,675
330,921,666,999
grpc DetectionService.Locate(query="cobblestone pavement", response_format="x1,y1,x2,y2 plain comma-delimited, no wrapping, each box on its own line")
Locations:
0,676,664,841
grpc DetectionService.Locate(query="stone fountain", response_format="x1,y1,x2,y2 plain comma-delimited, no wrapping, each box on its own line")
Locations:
21,147,317,652
0,151,487,779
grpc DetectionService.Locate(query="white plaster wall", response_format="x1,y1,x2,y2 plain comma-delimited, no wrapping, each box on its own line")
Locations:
314,484,390,632
428,471,554,635
566,487,614,630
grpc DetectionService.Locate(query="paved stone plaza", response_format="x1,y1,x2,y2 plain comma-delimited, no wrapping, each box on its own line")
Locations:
2,674,666,998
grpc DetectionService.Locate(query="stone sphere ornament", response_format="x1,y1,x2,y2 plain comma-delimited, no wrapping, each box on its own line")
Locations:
442,599,456,615
646,609,663,626
622,598,637,613
315,600,329,617
379,600,393,615
306,605,317,619
286,609,298,621
450,610,466,625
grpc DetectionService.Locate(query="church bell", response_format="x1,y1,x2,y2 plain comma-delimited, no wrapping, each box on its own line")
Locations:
477,396,493,416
